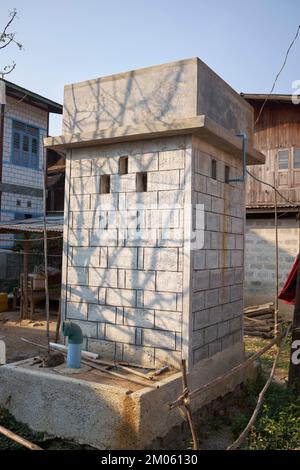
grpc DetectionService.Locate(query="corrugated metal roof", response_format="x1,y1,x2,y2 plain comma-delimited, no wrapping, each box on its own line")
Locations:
0,216,63,233
247,204,300,209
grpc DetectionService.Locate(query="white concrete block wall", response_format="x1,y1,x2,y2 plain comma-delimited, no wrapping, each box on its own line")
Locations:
62,135,245,369
64,137,189,368
1,96,47,221
191,136,245,366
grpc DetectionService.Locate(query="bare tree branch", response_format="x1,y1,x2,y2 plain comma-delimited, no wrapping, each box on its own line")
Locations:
0,8,23,78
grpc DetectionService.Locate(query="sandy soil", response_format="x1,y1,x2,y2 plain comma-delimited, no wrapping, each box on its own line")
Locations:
0,309,57,363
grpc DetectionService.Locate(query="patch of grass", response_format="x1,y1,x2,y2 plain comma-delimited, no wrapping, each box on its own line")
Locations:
0,407,94,450
231,373,300,450
232,335,300,450
197,334,300,450
0,407,45,450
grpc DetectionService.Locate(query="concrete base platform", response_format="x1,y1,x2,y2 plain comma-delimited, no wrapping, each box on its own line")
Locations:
0,345,257,449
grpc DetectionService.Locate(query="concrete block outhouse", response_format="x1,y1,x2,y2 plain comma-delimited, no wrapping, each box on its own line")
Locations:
46,58,264,376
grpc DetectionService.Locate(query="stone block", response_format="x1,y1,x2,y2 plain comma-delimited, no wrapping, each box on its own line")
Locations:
122,344,155,367
204,324,218,343
192,329,204,348
158,190,184,208
158,150,185,170
68,267,88,285
154,349,182,368
123,308,154,328
156,271,183,292
71,176,100,194
128,152,158,173
66,302,88,321
147,170,180,191
193,250,205,270
125,269,155,290
192,345,209,365
193,270,210,291
142,328,176,350
154,310,182,332
208,339,222,356
143,247,178,271
92,156,119,175
69,229,89,246
205,289,219,308
106,288,137,307
192,291,205,312
71,159,92,177
89,228,118,246
90,193,119,211
71,247,100,267
88,339,116,359
69,194,90,211
125,228,157,247
71,320,98,338
88,305,116,323
143,290,177,310
110,174,136,192
105,324,136,344
107,247,138,269
193,309,210,330
88,268,118,288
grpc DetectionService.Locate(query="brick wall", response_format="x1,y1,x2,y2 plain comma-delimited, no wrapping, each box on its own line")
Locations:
245,217,298,313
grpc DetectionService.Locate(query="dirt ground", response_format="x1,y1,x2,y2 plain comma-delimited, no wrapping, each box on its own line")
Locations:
0,309,57,363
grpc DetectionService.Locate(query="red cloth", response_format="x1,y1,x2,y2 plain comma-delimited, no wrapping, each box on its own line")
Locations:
278,254,299,305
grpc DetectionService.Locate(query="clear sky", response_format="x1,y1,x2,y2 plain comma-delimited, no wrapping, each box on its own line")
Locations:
0,0,300,134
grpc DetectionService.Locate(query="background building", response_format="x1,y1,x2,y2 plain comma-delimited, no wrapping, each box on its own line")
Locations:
0,80,62,289
243,93,300,313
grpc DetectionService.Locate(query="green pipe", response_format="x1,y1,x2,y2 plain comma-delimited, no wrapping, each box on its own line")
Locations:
62,321,83,345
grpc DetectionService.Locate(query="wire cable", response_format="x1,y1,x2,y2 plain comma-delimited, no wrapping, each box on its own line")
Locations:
254,24,300,127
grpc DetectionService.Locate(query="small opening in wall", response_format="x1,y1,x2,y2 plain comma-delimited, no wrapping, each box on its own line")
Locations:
16,200,21,207
211,159,217,180
100,174,110,194
27,200,32,208
119,156,128,175
225,165,230,183
136,172,147,192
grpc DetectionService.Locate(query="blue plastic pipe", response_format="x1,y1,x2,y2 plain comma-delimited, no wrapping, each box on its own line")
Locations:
62,321,83,369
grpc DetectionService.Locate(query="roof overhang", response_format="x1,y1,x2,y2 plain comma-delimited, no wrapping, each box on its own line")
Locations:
247,205,300,214
44,115,265,165
3,79,63,114
241,93,293,105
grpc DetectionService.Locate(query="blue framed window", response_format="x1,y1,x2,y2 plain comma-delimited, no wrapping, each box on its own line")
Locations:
12,120,39,169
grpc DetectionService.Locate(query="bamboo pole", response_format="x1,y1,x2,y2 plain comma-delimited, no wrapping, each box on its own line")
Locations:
0,425,42,450
180,359,199,450
274,173,279,336
42,147,50,353
22,233,29,320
